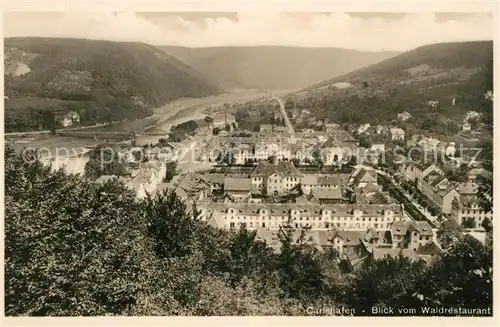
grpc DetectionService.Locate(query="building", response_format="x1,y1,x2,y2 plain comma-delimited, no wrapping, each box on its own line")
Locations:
223,177,252,201
332,230,363,256
391,221,434,251
260,124,287,133
402,162,443,187
467,168,492,181
301,174,349,195
420,172,460,214
309,188,344,204
203,202,405,231
351,168,378,189
357,123,371,135
418,137,441,150
397,111,412,121
464,111,480,122
375,125,390,135
356,184,389,204
370,143,386,153
233,144,254,165
444,142,456,157
56,110,80,127
325,123,340,133
390,127,405,141
462,122,471,131
126,162,168,199
249,161,301,196
212,111,237,129
451,196,493,228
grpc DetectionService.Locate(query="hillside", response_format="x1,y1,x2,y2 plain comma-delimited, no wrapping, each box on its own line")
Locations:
288,41,493,136
160,46,398,90
4,37,220,132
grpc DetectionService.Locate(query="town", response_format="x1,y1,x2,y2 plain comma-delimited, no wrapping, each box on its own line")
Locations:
86,95,493,273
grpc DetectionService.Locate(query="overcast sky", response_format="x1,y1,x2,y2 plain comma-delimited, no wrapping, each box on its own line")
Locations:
3,12,493,51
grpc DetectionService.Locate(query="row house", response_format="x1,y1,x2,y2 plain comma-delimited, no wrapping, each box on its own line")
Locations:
420,171,460,214
205,202,404,231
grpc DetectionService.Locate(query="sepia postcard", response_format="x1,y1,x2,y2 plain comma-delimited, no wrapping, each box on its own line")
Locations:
1,1,498,326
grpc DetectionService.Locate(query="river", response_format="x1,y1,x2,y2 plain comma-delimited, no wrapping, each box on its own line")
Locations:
7,90,270,175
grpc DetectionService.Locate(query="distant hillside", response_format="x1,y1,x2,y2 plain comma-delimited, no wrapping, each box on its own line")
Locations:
160,46,398,90
4,37,220,132
289,41,493,136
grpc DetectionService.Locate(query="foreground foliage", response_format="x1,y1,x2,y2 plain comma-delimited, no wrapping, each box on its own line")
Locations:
4,148,493,316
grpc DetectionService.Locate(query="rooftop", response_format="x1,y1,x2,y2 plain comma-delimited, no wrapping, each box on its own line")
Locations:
224,177,252,192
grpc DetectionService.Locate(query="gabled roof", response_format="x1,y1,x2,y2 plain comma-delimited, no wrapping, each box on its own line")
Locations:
352,169,377,186
391,220,433,237
250,161,276,177
423,170,441,183
310,188,343,200
276,161,301,177
430,175,447,187
390,127,405,134
301,174,319,185
334,230,363,246
213,111,236,122
224,177,252,192
458,181,478,195
416,242,442,256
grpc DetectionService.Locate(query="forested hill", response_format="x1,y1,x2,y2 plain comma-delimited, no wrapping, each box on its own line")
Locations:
160,46,398,90
4,37,220,132
289,41,493,133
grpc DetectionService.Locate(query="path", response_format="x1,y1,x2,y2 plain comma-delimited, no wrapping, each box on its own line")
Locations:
273,96,295,134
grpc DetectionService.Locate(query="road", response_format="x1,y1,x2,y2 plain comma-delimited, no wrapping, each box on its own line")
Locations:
355,164,438,227
273,97,295,134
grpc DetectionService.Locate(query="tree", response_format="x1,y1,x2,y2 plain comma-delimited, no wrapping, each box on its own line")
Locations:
204,116,213,124
143,190,201,259
5,148,147,315
275,224,326,303
436,219,464,249
413,236,492,311
212,127,221,135
158,138,168,147
164,161,178,182
349,256,426,314
462,218,476,229
476,173,493,213
84,145,127,180
468,116,480,130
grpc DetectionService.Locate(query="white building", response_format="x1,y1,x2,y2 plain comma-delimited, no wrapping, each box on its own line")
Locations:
390,128,405,141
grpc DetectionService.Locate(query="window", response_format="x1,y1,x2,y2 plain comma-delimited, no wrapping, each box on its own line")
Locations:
230,222,235,228
262,222,266,228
